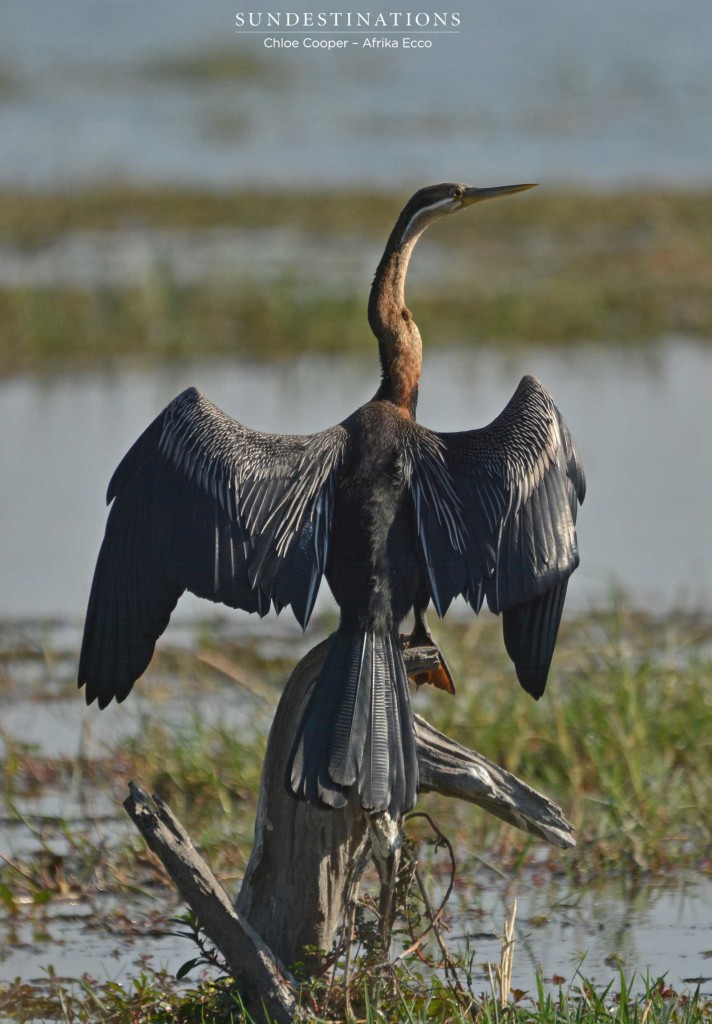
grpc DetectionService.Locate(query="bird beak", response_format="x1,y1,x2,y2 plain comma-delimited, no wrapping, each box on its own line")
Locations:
460,183,538,206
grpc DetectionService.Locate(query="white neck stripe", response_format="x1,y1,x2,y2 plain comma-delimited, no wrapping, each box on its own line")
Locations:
400,196,453,246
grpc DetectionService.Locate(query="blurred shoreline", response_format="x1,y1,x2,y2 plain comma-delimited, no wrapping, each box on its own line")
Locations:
0,184,710,377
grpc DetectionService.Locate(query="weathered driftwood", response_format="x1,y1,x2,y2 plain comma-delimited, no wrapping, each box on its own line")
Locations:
124,637,574,1022
124,782,299,1024
235,640,371,970
415,715,575,848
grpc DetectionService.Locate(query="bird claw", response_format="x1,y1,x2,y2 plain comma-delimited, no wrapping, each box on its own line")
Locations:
401,626,456,696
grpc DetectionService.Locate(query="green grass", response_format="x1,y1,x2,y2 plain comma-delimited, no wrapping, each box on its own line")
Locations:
123,713,267,868
1,964,710,1023
107,606,712,880
416,605,712,877
1,187,712,374
3,186,711,248
0,280,370,373
0,187,400,243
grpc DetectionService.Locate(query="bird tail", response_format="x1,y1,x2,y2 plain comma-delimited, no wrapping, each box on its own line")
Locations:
289,627,418,818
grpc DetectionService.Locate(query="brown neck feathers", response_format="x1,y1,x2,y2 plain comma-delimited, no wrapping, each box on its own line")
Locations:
368,241,422,415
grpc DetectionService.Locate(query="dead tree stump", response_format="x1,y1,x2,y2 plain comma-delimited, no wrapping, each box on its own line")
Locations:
125,637,575,1022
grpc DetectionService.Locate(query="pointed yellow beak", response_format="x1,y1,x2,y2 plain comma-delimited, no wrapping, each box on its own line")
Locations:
461,183,538,206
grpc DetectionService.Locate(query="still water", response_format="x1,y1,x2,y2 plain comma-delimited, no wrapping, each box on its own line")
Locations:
1,869,710,999
1,0,711,189
1,338,710,622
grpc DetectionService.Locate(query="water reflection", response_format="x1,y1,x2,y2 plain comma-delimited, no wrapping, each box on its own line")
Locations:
449,869,712,996
1,338,709,620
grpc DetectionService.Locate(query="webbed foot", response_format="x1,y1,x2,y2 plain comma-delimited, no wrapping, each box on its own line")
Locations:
402,612,456,695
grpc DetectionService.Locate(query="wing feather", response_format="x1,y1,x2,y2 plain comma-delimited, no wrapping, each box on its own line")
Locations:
405,375,585,696
80,387,348,706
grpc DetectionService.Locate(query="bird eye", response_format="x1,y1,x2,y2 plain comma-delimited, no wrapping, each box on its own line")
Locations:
451,186,464,199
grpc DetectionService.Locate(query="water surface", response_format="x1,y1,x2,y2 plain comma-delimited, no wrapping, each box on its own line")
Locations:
1,0,711,189
1,339,710,622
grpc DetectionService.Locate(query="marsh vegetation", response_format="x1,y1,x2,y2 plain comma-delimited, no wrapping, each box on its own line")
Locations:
1,188,711,376
1,607,711,1020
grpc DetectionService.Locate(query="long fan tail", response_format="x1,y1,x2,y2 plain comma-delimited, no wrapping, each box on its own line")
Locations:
288,627,418,817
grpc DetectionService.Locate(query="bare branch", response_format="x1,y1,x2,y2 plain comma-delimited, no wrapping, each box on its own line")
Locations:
415,715,575,848
124,783,299,1024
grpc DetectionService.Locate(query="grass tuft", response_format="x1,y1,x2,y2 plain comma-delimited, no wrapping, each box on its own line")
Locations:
419,606,712,876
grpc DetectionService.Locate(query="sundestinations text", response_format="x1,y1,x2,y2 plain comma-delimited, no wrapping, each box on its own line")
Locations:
236,11,461,28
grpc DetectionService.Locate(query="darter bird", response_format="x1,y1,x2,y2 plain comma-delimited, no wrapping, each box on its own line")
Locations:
78,181,585,819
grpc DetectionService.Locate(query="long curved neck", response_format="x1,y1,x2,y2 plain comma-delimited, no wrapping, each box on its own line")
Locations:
368,232,423,416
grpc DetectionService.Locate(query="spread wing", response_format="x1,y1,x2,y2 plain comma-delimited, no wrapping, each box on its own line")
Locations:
78,386,348,707
406,375,586,698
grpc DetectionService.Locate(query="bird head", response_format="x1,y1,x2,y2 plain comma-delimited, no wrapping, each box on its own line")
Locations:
395,181,538,248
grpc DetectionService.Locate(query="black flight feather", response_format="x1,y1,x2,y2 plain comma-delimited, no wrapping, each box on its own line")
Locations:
407,375,584,696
